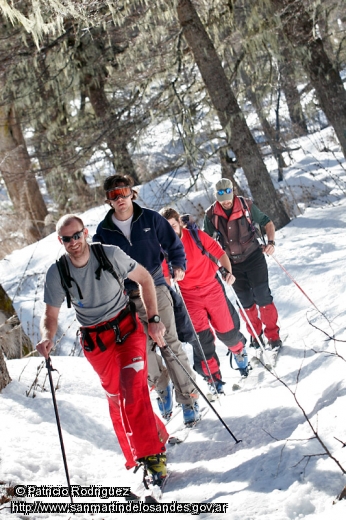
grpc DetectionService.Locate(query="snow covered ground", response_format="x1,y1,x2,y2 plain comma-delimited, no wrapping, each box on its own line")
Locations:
1,128,346,519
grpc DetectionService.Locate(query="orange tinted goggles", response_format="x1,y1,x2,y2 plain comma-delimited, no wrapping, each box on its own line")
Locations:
106,186,132,200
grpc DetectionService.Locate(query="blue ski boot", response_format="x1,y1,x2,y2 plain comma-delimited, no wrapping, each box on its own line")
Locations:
208,376,225,397
182,401,200,426
209,379,225,394
157,383,173,420
233,347,250,377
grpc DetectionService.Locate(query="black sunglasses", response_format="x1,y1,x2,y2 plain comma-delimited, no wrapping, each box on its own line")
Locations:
60,229,84,243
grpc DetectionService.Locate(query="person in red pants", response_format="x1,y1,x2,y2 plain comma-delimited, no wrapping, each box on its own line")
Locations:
204,178,281,349
36,214,169,487
160,208,249,397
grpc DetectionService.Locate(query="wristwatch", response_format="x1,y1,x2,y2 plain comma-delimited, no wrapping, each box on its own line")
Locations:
267,240,275,246
148,315,161,323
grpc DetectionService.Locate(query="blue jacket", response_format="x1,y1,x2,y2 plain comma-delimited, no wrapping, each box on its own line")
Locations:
93,202,186,293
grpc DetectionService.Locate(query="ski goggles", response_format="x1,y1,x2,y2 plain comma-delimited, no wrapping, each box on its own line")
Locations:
217,187,233,196
106,186,132,201
60,229,84,243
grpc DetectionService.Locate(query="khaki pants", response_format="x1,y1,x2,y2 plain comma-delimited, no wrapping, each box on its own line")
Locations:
131,284,198,406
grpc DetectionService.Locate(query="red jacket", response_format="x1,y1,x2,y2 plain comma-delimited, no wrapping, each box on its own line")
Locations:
178,229,225,291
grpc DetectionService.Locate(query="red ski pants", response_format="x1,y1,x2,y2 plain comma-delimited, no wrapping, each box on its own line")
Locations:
81,312,168,469
240,302,279,341
181,277,245,378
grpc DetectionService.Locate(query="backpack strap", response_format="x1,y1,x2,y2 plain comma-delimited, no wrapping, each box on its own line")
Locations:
56,255,83,309
206,205,222,243
188,227,219,266
238,196,257,234
90,243,124,290
181,215,219,266
56,244,124,309
238,196,265,243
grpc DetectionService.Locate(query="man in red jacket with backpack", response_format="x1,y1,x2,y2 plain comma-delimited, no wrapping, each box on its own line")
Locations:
203,178,281,350
160,208,249,397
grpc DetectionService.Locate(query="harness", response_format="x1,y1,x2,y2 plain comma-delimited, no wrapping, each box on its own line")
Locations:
56,243,123,309
80,301,137,352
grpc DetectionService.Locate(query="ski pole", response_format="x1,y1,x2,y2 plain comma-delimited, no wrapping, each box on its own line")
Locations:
270,254,326,318
228,284,277,374
219,267,269,355
163,344,241,443
46,357,74,503
173,282,220,403
228,284,264,348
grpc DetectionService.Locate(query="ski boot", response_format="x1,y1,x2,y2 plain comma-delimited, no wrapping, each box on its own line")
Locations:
182,401,200,426
156,383,173,420
137,453,167,488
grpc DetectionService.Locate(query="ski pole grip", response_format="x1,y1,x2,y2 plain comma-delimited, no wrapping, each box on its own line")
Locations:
219,266,229,280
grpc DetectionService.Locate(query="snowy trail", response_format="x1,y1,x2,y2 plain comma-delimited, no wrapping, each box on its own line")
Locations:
1,162,346,518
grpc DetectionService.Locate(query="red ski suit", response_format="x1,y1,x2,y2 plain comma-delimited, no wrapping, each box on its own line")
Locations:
81,312,168,469
177,229,245,380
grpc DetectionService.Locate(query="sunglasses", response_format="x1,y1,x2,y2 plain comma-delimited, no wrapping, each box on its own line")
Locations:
217,188,233,196
106,186,132,201
60,229,84,243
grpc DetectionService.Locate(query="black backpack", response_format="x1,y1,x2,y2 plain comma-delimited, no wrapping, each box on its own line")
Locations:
56,243,122,308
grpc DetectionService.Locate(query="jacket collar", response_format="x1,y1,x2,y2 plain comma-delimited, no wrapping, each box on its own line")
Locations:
101,201,143,231
213,196,243,221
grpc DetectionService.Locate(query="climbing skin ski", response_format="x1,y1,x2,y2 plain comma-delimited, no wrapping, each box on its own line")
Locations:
251,333,288,370
231,365,254,391
233,334,288,390
168,406,209,445
126,472,171,503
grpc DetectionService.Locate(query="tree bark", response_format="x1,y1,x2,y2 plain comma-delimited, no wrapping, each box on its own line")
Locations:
0,104,48,242
278,43,309,137
240,68,288,175
176,0,290,229
270,0,346,157
84,73,140,185
0,345,11,391
219,149,245,197
31,54,94,213
0,284,33,359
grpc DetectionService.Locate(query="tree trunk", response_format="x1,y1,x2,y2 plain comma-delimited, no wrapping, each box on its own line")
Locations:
0,346,11,391
30,54,94,212
85,74,140,185
271,0,346,157
240,68,288,176
176,0,290,229
0,104,48,242
0,285,33,359
278,43,309,137
219,149,245,197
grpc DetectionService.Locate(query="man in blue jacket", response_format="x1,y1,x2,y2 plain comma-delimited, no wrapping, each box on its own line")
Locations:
94,175,199,425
